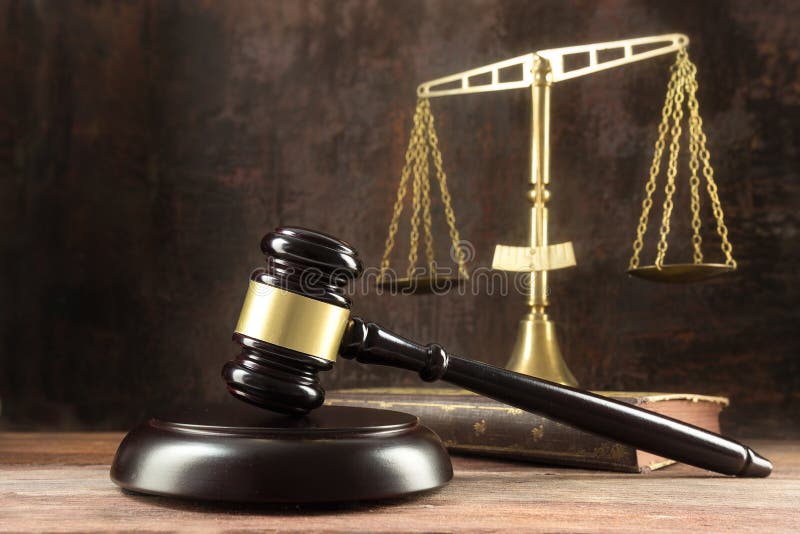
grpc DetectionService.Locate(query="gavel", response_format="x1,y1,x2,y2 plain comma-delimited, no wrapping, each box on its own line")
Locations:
222,227,772,477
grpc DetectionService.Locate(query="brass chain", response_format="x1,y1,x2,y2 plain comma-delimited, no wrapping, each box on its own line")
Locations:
423,99,469,279
685,57,704,264
419,106,435,271
685,59,737,268
379,101,426,282
628,48,736,270
378,98,469,282
407,115,427,278
655,49,687,268
628,54,682,270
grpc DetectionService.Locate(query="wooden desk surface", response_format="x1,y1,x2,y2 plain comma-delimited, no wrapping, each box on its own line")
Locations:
1,433,798,533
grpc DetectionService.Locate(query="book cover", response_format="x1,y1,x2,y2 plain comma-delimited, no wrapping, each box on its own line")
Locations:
326,388,728,472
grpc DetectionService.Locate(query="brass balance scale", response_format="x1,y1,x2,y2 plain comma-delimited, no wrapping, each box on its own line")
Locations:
377,34,737,387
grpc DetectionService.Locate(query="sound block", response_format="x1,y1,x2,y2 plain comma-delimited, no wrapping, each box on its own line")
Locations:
111,402,452,503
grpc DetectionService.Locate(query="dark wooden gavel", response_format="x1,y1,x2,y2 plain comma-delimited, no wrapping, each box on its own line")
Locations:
222,227,772,477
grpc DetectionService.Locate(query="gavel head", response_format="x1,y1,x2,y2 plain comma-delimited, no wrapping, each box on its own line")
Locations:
221,227,363,415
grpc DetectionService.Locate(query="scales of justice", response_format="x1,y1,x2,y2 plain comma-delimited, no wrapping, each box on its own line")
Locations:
377,33,738,387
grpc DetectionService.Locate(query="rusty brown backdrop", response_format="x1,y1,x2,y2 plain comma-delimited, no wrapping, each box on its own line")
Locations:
1,0,797,436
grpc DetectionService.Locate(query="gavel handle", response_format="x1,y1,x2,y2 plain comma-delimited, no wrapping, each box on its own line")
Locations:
340,317,772,477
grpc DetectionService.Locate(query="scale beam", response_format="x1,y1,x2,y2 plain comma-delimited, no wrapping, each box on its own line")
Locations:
417,33,688,97
538,33,688,82
417,53,535,98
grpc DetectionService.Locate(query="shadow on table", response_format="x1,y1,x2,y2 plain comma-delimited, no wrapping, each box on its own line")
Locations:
120,486,446,515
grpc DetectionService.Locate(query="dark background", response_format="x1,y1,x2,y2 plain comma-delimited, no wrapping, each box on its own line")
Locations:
1,0,797,436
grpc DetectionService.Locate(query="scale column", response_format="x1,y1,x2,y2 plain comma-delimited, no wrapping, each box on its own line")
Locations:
503,56,579,387
529,57,551,312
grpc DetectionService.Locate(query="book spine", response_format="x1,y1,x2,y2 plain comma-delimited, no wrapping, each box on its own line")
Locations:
326,396,641,472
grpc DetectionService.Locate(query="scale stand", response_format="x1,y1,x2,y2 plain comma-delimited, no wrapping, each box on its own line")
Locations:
410,33,737,386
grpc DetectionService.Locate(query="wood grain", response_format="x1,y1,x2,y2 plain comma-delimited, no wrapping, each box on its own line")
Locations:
1,433,798,532
0,1,797,435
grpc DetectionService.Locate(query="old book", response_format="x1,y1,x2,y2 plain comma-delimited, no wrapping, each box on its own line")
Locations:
326,388,728,473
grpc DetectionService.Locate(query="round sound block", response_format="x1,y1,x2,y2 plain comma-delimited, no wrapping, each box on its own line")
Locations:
111,403,452,503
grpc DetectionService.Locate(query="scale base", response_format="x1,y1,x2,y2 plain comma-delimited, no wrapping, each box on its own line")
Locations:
111,402,452,503
505,313,579,387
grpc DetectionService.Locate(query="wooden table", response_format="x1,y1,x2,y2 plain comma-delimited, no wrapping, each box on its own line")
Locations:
1,433,798,532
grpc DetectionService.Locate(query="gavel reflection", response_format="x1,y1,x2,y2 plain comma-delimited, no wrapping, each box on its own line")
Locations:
222,227,771,478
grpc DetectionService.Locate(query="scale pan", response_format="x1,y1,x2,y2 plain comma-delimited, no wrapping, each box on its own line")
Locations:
627,263,735,283
376,275,466,294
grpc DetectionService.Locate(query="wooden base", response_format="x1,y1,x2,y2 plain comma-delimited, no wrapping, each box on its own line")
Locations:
111,402,452,503
327,388,728,472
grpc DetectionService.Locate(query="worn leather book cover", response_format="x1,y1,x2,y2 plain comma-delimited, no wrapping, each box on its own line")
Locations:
326,388,728,472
